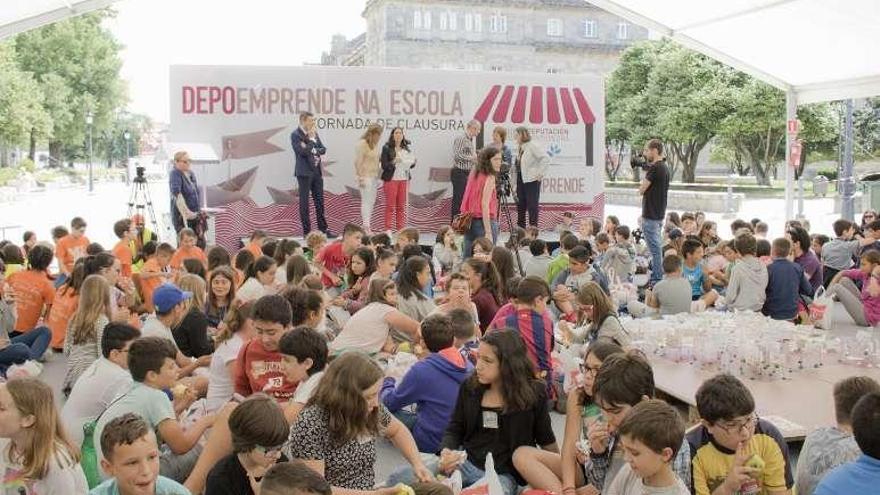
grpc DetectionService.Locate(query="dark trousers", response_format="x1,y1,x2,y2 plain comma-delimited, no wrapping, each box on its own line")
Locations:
823,266,840,289
297,174,328,235
516,177,541,227
450,168,470,220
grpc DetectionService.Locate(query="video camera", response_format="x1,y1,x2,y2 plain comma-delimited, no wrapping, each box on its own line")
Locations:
630,152,649,171
496,162,513,198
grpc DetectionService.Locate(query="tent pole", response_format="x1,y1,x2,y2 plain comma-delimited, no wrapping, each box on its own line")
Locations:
841,99,855,221
784,91,796,222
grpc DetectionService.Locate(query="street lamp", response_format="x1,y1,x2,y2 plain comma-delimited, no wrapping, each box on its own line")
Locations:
86,110,94,193
123,130,131,185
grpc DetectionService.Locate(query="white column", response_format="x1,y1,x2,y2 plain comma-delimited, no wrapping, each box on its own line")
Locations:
784,90,796,222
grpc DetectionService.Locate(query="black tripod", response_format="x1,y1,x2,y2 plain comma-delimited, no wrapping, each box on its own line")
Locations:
126,166,160,235
496,173,524,276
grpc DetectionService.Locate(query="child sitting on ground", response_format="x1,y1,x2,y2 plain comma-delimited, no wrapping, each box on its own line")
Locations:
796,376,880,495
827,250,880,327
606,399,690,494
170,228,207,272
524,239,552,280
762,238,813,321
681,238,719,311
814,392,880,495
687,374,793,495
382,313,473,453
205,394,289,495
822,219,875,287
93,413,190,494
726,233,768,312
140,243,175,313
260,461,332,495
448,307,478,365
94,337,217,483
601,225,636,283
639,254,692,316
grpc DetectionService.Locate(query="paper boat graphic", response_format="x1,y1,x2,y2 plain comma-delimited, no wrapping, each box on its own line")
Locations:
267,186,299,204
206,167,257,207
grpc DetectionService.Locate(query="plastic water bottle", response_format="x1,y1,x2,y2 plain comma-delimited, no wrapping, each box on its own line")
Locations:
80,422,101,488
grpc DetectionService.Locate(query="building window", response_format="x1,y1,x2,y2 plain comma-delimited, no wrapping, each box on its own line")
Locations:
466,63,483,71
490,65,503,72
547,67,561,74
414,11,422,29
617,21,628,39
474,13,482,32
440,12,448,30
547,18,563,37
490,12,507,33
423,11,432,30
583,19,596,37
465,13,473,31
449,12,457,30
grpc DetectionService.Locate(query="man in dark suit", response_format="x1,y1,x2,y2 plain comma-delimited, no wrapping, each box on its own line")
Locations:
291,111,333,237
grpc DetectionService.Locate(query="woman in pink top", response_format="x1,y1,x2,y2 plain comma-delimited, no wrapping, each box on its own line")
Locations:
461,147,502,258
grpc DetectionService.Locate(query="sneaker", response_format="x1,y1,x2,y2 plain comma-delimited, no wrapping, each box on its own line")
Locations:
39,347,56,363
324,230,338,239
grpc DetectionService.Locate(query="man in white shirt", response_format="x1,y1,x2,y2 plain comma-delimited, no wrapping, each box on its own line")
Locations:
62,323,141,446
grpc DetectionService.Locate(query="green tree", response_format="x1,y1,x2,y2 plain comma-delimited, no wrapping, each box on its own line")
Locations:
854,97,880,160
0,43,51,165
13,11,127,166
606,40,735,183
716,80,837,186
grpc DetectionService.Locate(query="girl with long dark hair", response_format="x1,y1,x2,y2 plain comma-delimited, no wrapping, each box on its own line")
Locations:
389,329,557,495
396,256,436,322
461,147,501,258
332,247,375,315
461,258,502,332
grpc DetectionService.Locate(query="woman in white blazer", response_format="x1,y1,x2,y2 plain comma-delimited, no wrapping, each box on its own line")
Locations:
514,126,550,228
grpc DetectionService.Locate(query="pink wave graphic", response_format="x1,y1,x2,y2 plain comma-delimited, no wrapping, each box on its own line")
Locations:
214,193,605,252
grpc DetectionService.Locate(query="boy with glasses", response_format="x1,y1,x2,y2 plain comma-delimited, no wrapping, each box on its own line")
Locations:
688,374,793,495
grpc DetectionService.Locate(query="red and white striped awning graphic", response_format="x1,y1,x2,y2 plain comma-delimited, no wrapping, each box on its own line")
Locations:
473,85,596,125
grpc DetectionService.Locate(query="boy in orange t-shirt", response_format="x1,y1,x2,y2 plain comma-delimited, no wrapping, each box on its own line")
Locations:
245,229,268,259
170,228,208,271
55,217,89,279
140,243,175,312
7,245,56,334
111,218,136,278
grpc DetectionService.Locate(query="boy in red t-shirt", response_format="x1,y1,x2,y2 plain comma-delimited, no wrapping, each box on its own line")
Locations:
234,294,297,402
315,223,364,288
55,217,89,280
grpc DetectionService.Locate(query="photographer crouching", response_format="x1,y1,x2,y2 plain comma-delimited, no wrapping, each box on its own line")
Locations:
633,139,670,285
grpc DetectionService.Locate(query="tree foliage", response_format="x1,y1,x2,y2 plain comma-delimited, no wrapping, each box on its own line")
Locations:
0,43,51,160
13,11,127,165
607,39,838,185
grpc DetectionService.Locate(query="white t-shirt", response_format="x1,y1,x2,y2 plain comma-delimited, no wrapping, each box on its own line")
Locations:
141,315,177,348
1,443,88,495
606,463,690,495
61,358,133,447
329,302,396,354
292,371,324,404
205,333,245,413
236,278,270,303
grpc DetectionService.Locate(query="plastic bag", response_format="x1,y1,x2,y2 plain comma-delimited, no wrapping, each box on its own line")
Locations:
460,453,503,495
809,286,835,330
555,346,583,394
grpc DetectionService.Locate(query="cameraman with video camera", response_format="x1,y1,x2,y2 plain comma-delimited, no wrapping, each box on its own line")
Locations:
634,138,670,285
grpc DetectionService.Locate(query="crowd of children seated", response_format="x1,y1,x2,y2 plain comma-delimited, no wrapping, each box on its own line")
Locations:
0,206,878,495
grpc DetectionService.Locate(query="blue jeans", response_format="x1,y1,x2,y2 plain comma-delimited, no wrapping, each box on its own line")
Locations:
387,457,518,495
642,218,663,284
394,409,418,432
0,326,50,371
462,218,499,258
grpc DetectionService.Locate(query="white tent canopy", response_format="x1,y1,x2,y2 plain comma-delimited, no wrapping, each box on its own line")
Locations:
589,0,880,104
0,0,117,40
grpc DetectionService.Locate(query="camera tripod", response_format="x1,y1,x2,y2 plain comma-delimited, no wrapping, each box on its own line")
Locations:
496,177,525,276
126,170,161,235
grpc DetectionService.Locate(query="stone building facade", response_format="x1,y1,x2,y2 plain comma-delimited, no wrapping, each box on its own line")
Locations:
322,0,648,74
